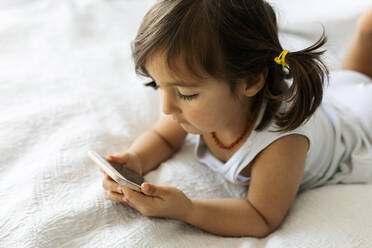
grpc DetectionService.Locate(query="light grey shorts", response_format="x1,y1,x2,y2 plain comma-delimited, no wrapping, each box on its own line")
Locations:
323,70,372,185
324,70,372,141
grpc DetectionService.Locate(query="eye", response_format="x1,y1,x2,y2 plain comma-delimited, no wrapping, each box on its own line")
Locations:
144,80,198,101
144,81,159,90
177,92,198,101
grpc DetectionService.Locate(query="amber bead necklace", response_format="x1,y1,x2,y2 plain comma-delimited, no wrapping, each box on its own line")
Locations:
210,120,251,150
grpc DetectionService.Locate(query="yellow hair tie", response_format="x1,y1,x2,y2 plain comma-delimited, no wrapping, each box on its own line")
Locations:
274,50,289,67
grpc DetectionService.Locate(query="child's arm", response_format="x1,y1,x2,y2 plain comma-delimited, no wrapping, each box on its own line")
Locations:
128,115,188,175
116,134,308,237
184,134,309,237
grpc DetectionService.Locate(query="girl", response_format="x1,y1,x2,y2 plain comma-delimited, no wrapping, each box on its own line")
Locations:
101,0,372,238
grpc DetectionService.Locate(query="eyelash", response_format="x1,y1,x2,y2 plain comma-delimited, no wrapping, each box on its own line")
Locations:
145,81,198,101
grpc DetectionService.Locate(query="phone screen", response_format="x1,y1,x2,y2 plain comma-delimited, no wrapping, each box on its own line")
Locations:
89,151,145,186
108,160,145,186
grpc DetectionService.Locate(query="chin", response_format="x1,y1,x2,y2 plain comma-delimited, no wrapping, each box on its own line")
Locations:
179,122,201,134
180,122,210,135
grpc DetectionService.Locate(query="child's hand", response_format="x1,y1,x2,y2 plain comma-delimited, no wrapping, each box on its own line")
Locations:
105,151,143,176
100,151,144,203
118,183,193,221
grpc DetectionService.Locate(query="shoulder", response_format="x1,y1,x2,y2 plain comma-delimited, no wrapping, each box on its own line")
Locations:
256,133,309,162
240,133,309,177
247,134,309,178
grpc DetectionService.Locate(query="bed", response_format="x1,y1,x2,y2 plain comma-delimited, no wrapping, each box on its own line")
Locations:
1,0,372,247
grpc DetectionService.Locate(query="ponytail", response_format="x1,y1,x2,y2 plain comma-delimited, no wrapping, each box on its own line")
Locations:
259,30,329,132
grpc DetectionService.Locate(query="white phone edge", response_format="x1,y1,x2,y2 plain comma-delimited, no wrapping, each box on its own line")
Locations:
87,150,142,192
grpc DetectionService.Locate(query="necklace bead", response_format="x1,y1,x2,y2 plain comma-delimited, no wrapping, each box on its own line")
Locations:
210,122,250,150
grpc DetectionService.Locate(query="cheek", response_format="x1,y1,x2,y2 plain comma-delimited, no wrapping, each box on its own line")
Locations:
184,105,220,132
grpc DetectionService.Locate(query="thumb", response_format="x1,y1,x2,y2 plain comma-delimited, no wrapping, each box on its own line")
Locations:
141,183,167,196
107,153,130,164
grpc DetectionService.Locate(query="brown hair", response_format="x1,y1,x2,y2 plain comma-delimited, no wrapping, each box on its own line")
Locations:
132,0,329,132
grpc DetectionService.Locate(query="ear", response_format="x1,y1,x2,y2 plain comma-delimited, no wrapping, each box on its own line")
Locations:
243,69,268,97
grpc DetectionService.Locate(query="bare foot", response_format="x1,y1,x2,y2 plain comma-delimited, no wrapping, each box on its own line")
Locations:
357,8,372,34
341,7,372,78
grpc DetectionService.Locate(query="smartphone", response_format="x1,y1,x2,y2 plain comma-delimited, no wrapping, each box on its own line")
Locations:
88,150,145,192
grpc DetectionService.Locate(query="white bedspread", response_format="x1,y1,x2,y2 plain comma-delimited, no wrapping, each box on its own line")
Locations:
1,0,372,247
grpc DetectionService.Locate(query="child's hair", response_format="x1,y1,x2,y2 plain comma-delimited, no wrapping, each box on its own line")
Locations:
132,0,329,132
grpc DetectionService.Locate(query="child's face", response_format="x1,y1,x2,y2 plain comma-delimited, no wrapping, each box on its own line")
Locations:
145,52,252,135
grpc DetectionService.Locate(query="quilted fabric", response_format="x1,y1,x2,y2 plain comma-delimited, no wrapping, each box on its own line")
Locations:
1,0,371,247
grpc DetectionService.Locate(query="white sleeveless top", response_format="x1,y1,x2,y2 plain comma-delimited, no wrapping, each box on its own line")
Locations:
191,70,372,191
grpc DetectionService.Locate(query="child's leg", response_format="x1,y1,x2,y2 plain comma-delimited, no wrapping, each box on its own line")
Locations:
342,8,372,79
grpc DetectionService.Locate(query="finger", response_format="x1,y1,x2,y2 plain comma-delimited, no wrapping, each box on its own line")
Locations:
107,153,130,164
99,168,107,175
106,191,128,204
104,174,114,182
140,183,168,198
102,176,122,193
120,185,154,207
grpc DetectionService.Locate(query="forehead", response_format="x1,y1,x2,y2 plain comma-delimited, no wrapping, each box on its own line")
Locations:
145,51,209,88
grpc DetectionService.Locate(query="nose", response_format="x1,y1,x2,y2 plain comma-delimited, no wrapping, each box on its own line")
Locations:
160,90,180,115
